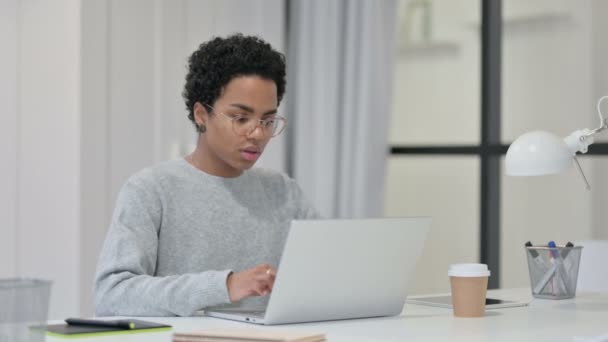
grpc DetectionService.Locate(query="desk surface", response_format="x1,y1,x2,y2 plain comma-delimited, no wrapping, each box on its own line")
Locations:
47,289,608,342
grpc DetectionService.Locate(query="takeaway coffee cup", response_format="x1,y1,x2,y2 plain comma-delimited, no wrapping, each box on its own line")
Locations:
448,264,490,318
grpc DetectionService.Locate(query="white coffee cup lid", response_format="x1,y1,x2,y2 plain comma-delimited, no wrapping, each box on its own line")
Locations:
448,263,491,277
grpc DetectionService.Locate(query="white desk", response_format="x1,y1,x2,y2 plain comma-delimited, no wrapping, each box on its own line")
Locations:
47,289,608,342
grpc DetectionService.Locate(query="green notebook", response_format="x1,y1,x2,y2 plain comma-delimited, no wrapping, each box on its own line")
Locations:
44,319,172,339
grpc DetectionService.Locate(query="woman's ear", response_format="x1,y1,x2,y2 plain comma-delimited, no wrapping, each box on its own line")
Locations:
193,102,209,127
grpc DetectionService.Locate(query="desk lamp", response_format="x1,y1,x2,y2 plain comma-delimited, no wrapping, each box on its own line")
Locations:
505,96,608,190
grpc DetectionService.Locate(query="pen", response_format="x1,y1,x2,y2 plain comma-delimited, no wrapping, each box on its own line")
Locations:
548,241,571,295
547,240,558,258
65,318,136,330
534,263,556,294
533,241,570,295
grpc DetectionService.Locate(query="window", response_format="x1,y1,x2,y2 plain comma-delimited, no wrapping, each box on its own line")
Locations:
386,0,608,292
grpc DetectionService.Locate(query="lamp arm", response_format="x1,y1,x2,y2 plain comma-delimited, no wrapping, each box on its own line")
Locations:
563,131,594,190
583,95,608,138
565,129,594,154
566,96,608,154
562,96,608,191
573,156,591,191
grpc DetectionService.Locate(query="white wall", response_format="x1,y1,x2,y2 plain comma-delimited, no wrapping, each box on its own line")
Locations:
591,0,608,239
1,0,286,318
0,0,82,319
0,0,18,279
385,156,480,295
80,0,110,317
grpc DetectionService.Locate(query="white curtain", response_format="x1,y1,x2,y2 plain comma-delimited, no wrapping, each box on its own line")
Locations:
287,0,399,218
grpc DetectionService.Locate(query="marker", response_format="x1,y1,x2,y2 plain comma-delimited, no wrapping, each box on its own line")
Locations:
561,241,574,259
525,241,549,272
562,242,577,270
65,318,136,330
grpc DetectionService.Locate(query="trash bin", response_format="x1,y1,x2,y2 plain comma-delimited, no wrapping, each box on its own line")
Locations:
525,245,583,299
0,279,52,342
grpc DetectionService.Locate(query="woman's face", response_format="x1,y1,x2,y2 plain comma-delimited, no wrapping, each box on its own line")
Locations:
193,75,278,177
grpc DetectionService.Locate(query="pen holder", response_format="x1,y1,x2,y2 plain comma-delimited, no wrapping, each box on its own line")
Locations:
525,245,583,299
0,278,52,342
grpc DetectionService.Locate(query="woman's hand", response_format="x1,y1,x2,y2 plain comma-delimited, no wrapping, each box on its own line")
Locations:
226,263,276,302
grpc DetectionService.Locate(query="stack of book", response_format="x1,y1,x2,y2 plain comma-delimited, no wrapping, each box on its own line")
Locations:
173,328,326,342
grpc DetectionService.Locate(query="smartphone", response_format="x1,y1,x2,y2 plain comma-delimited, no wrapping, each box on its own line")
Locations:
406,295,529,309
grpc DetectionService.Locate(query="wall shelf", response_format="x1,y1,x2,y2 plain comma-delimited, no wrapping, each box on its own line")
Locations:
467,12,571,31
398,41,460,59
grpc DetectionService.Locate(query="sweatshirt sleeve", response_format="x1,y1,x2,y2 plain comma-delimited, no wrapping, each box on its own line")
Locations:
94,177,232,317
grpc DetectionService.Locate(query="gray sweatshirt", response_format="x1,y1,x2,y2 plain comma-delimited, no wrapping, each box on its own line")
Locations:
94,159,319,317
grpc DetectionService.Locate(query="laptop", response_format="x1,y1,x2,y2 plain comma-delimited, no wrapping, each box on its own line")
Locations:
205,217,431,325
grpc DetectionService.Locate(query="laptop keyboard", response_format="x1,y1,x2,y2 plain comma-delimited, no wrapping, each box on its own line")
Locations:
210,309,266,318
234,310,266,318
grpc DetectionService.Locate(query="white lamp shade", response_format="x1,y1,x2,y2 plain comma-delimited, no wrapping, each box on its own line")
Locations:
505,131,574,176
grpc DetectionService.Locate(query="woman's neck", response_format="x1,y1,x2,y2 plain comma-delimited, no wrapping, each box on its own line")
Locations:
186,147,243,178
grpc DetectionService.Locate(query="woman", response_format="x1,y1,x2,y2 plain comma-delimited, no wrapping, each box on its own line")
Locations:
94,34,319,316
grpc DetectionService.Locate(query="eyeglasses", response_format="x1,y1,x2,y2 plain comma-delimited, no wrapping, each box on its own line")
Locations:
205,104,287,137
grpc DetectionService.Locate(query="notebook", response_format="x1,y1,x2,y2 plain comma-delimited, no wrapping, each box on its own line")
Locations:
205,217,431,325
173,328,325,342
44,319,172,338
